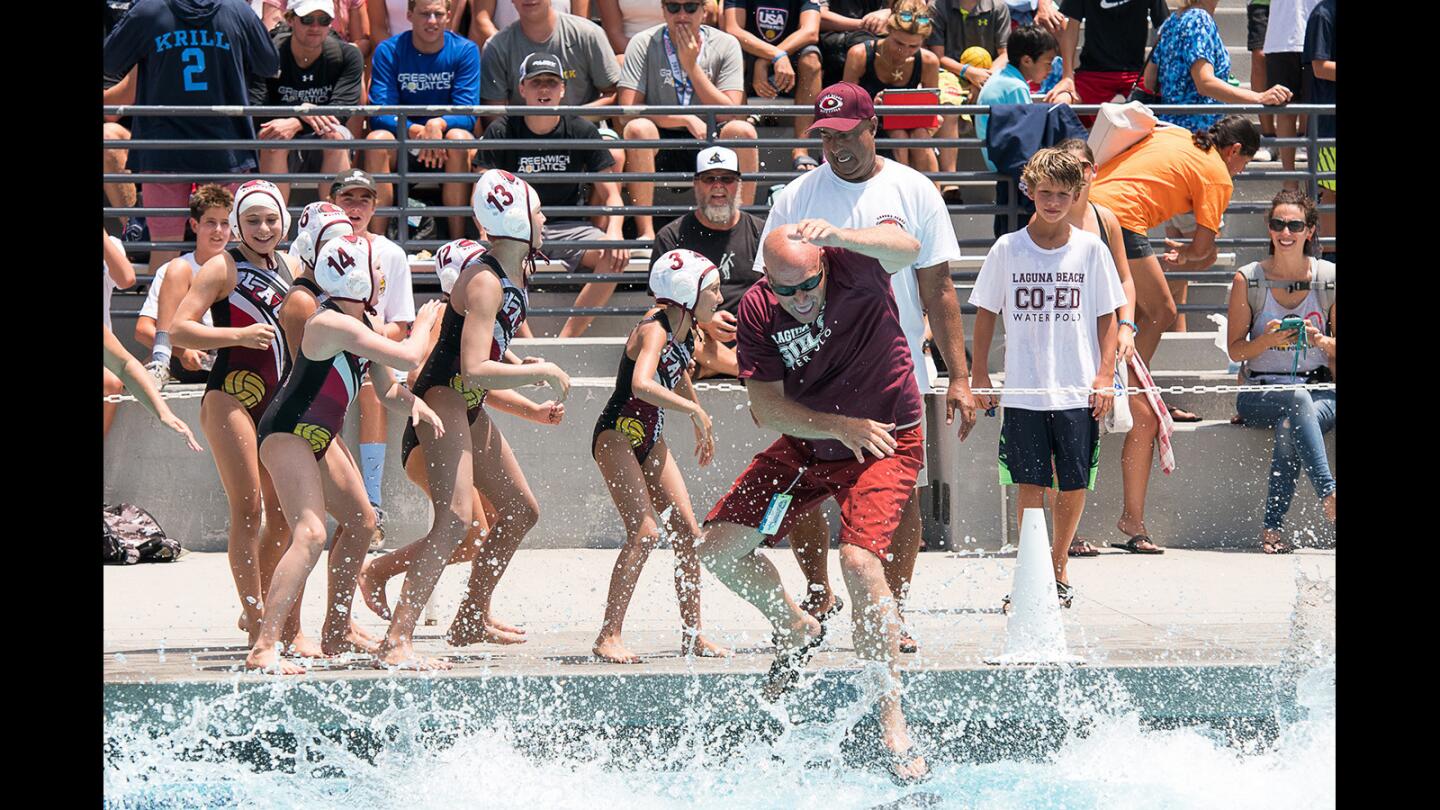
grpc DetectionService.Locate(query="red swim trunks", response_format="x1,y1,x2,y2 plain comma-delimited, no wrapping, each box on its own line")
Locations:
704,426,923,560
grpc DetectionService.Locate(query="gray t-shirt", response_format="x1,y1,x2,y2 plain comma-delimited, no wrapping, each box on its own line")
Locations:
618,24,744,104
481,14,622,106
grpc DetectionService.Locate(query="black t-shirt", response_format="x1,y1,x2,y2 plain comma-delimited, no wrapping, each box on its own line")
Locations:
725,0,821,45
1302,0,1335,138
1059,0,1170,74
250,30,364,130
479,114,617,215
825,0,886,20
652,211,765,315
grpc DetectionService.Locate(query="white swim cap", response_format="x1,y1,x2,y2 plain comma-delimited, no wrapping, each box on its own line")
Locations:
650,249,720,312
433,238,488,295
292,202,354,270
314,234,375,308
229,179,292,241
471,169,540,248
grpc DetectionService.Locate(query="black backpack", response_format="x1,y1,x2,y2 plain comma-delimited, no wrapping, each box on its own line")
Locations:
103,503,182,565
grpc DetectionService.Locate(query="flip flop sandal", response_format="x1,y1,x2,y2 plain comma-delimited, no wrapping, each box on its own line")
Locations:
1068,538,1101,557
884,743,933,787
1261,538,1296,554
1111,535,1165,554
1169,406,1203,423
1001,581,1073,613
765,621,828,698
817,595,845,625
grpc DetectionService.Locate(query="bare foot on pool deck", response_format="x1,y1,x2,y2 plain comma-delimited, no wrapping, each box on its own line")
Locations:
322,624,383,657
348,620,380,645
486,616,526,635
445,616,528,647
682,634,733,658
593,636,642,664
246,646,307,675
374,641,453,671
285,632,327,659
357,564,393,621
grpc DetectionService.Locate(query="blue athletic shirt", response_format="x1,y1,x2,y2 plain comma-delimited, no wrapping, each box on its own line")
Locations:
103,0,280,173
368,30,482,134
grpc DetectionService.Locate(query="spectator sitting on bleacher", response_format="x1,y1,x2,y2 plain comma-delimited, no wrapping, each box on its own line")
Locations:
467,0,578,53
480,0,620,110
1302,0,1334,262
722,0,824,172
251,1,364,201
264,0,374,58
595,0,665,60
618,1,758,245
1144,0,1292,135
104,68,139,237
1043,0,1170,120
651,146,764,378
1225,190,1335,554
477,53,629,338
974,23,1056,171
816,0,888,87
1261,0,1318,191
365,0,481,240
103,0,280,274
926,0,1010,89
843,0,940,179
104,229,137,440
137,185,234,387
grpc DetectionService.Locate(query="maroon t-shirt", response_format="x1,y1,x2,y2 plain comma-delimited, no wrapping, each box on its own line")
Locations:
737,246,922,461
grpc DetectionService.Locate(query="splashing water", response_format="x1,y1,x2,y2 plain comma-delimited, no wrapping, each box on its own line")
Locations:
105,577,1336,809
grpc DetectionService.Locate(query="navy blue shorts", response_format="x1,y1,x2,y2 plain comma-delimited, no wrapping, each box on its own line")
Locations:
998,407,1101,492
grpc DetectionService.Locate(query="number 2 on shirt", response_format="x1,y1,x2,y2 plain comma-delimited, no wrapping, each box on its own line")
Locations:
181,48,208,92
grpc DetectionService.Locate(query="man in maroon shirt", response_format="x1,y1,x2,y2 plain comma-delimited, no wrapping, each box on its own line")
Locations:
697,220,928,783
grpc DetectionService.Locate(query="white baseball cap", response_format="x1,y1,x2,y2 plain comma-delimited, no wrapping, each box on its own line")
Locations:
695,146,740,176
288,0,336,17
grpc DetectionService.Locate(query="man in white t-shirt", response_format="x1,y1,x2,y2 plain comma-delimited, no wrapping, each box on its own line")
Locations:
754,81,977,650
330,169,417,535
968,148,1126,605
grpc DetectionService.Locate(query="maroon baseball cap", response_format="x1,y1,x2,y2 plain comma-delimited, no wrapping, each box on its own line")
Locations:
807,82,876,133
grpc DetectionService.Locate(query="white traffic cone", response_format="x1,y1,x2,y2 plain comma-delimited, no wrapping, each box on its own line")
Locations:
985,508,1083,665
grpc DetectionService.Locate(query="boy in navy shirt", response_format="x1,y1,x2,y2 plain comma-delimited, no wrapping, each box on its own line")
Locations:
364,0,481,239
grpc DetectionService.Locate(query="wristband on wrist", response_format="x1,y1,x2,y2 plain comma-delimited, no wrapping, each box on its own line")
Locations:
772,50,788,64
1119,319,1139,335
959,64,969,79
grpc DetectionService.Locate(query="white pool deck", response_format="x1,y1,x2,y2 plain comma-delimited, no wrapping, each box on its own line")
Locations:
104,546,1335,685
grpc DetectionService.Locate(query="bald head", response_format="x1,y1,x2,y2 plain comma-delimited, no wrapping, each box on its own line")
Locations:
762,225,826,323
763,225,822,281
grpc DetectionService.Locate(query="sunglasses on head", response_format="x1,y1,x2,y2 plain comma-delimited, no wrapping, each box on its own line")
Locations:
297,13,333,25
769,271,823,297
664,2,702,13
1268,218,1308,234
895,12,931,24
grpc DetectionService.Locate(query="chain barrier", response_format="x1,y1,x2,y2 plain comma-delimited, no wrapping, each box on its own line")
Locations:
103,381,1335,404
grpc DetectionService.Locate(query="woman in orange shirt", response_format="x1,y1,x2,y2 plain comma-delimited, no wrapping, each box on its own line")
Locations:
1088,114,1260,553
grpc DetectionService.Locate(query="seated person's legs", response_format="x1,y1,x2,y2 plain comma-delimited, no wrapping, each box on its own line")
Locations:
318,126,353,198
548,220,625,338
622,117,661,240
139,181,189,273
103,123,135,228
793,47,823,163
259,147,293,199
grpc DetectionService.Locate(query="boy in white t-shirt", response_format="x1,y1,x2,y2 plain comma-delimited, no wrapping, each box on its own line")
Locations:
968,148,1126,605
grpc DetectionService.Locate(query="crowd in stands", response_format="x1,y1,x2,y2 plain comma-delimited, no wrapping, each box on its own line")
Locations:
103,0,1336,371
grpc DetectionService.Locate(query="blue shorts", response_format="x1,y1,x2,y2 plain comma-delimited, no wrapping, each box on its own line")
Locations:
998,407,1101,492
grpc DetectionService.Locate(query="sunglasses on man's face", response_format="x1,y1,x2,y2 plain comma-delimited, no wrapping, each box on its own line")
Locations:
297,13,333,26
769,271,823,297
697,172,739,186
664,2,702,13
895,12,931,24
1268,218,1308,234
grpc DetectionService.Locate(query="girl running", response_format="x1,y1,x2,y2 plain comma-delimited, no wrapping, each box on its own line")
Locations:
373,170,571,670
172,180,308,651
591,249,730,663
245,235,445,674
357,239,564,634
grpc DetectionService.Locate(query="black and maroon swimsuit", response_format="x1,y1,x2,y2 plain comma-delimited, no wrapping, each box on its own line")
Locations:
205,247,291,417
256,300,374,459
591,311,694,463
400,254,528,465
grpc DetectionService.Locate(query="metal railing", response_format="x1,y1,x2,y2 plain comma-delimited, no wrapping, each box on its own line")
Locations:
103,102,1335,316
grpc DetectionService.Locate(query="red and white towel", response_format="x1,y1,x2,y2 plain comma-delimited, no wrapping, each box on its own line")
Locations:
1129,354,1176,474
